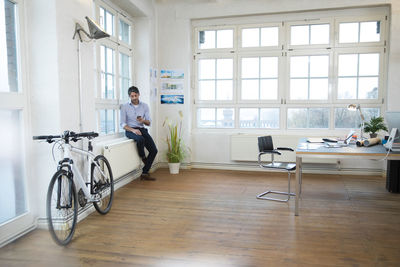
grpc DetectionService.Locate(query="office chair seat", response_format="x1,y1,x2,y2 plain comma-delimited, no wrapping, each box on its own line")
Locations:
257,136,297,202
264,162,296,171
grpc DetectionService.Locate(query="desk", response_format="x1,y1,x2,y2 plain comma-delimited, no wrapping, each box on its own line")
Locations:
295,139,400,216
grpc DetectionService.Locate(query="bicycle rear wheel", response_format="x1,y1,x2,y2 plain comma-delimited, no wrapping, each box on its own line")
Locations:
46,170,78,246
91,155,114,214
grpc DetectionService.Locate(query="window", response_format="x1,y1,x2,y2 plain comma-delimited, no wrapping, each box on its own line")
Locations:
119,19,131,44
197,108,234,128
290,23,330,45
1,0,32,239
99,109,116,134
193,8,387,130
241,56,278,100
1,0,18,92
198,58,233,101
339,21,381,43
95,2,133,135
337,53,379,99
289,55,329,100
198,29,233,49
241,26,279,47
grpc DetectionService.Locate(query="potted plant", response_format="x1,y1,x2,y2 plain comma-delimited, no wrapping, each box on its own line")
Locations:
163,111,187,174
363,116,388,138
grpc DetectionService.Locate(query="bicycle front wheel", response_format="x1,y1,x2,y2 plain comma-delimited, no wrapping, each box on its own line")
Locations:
91,155,114,214
46,170,78,246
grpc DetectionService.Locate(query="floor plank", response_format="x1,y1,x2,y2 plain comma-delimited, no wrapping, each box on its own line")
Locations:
1,168,400,266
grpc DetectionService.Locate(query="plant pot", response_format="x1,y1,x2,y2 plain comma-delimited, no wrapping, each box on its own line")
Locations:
168,162,180,174
369,133,378,138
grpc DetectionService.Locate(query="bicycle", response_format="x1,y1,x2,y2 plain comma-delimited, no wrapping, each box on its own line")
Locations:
33,130,114,246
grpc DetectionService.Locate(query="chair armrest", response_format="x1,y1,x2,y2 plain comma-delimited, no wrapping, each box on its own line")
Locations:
276,147,294,152
259,150,281,156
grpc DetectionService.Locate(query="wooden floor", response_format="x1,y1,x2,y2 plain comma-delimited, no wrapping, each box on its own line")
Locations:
1,168,400,266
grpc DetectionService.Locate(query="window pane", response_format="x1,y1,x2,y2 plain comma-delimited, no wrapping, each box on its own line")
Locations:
199,30,215,49
100,73,105,98
288,108,328,128
216,80,233,100
260,108,279,128
216,108,234,128
240,108,258,128
310,56,328,77
260,57,278,78
119,20,130,44
217,29,233,48
199,81,215,100
339,22,359,43
309,78,328,100
100,46,106,72
100,110,106,134
310,24,329,44
290,79,308,100
290,56,308,77
363,108,380,123
359,53,379,76
106,74,114,99
287,108,307,128
120,78,130,101
198,108,215,128
309,108,329,128
241,79,258,100
106,47,114,73
1,0,18,92
242,28,259,47
358,77,378,99
291,25,309,45
338,54,358,76
0,110,26,224
261,27,279,46
217,59,232,79
242,58,259,78
360,21,380,42
199,59,215,79
335,108,357,128
260,79,278,100
105,10,114,35
338,77,357,99
335,107,380,128
120,53,130,78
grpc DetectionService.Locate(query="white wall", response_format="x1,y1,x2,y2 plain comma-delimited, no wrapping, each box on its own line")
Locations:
155,0,400,170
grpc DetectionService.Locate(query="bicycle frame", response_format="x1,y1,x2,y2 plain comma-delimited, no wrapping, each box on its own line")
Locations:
59,143,104,203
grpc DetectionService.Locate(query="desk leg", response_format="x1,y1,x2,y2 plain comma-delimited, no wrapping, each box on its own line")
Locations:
295,156,302,216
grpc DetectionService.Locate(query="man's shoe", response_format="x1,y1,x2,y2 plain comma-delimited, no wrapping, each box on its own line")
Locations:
140,173,156,181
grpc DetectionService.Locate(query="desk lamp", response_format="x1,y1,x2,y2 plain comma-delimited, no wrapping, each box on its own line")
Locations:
348,104,365,140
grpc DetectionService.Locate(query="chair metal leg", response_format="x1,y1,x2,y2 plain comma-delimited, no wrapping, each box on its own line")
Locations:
256,172,296,202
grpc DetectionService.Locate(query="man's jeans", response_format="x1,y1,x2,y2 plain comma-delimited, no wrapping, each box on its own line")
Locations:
125,128,158,174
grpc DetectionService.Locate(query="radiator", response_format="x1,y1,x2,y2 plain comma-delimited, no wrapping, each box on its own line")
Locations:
230,134,336,164
101,138,141,179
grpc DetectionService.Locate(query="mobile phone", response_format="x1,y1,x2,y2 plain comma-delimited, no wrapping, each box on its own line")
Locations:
137,116,142,119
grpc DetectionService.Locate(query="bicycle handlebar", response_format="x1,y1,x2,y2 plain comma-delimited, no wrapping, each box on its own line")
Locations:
33,131,99,142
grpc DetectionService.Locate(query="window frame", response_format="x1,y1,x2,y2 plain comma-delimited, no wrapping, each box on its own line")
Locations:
334,15,387,48
238,22,283,52
192,10,388,132
94,0,134,136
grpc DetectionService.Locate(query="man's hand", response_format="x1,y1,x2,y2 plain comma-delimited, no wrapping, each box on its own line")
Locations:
131,129,142,135
137,116,145,124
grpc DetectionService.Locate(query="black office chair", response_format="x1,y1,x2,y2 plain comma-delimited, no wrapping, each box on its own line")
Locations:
257,136,296,202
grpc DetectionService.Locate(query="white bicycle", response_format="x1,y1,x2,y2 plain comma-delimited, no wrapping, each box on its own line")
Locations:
33,130,114,245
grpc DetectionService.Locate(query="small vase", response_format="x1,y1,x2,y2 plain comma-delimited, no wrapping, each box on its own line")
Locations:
168,162,180,174
369,133,377,138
